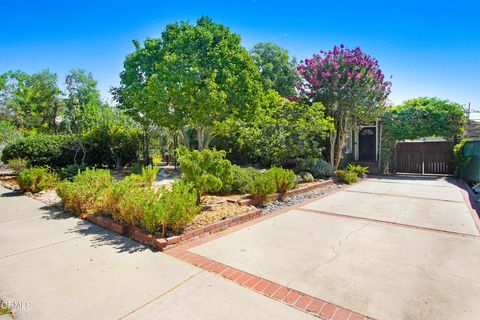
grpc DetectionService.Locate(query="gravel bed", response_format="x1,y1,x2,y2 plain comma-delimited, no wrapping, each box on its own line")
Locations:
259,183,342,214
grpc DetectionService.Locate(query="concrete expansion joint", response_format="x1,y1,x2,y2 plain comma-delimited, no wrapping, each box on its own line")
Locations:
117,269,204,320
0,235,85,260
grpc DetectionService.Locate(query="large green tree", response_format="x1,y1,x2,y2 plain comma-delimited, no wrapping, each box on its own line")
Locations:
116,17,264,151
0,70,62,132
63,69,105,133
251,42,299,97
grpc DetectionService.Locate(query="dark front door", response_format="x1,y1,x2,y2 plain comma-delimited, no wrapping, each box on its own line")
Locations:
359,127,376,161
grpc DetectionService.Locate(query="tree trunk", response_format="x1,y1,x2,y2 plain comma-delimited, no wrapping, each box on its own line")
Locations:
329,130,336,167
196,126,215,151
142,126,151,166
178,126,190,150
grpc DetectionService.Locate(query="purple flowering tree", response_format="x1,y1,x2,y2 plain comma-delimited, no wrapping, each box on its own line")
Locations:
297,45,391,168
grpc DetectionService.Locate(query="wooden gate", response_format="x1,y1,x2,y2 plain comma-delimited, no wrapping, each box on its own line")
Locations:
395,141,455,175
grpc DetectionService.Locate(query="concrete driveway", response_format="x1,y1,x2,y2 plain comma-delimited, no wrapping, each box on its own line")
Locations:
0,186,315,320
2,176,480,320
188,176,480,320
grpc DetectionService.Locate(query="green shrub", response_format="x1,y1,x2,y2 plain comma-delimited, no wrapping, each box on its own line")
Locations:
143,180,200,236
299,171,314,182
7,157,29,174
296,158,333,178
57,168,113,215
346,163,369,176
59,163,88,180
220,165,261,194
453,139,472,177
131,162,142,175
177,147,233,203
2,134,75,168
17,167,59,193
267,167,296,193
249,173,277,203
336,170,358,184
82,124,141,168
141,165,159,186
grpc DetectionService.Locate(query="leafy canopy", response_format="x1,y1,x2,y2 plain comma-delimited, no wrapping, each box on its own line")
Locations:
238,90,334,166
117,16,264,150
382,97,465,140
251,42,299,97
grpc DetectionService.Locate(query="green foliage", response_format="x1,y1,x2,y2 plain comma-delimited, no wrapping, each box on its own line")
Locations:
0,70,63,133
1,134,75,167
336,170,359,184
249,173,277,203
57,168,113,215
59,163,88,180
7,157,28,174
83,124,141,167
0,120,22,145
116,16,263,150
220,165,261,194
17,166,59,193
453,139,472,177
266,167,296,193
296,157,334,178
251,42,299,97
299,171,314,182
143,180,201,236
131,162,142,175
238,90,334,166
140,165,159,186
382,97,465,140
177,147,233,202
346,163,369,176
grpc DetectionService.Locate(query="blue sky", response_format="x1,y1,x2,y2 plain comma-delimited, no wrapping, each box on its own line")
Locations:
1,0,479,109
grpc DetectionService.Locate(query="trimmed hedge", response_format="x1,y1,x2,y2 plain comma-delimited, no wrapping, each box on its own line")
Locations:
2,135,75,168
1,128,141,168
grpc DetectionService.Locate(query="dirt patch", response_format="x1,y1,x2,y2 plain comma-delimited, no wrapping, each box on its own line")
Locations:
187,202,253,231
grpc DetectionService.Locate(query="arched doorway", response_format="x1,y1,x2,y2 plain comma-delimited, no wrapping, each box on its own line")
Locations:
359,127,376,161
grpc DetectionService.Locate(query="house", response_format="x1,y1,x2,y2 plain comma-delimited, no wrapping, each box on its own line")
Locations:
344,121,454,175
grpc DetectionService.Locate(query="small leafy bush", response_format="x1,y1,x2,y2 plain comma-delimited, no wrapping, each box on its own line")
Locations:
59,163,88,180
220,165,261,194
296,158,333,178
131,162,142,175
7,157,29,174
346,163,369,176
57,168,113,215
143,180,200,236
17,167,59,193
249,173,277,203
299,171,314,182
336,170,358,184
453,139,472,177
177,147,233,203
267,167,296,193
141,165,159,186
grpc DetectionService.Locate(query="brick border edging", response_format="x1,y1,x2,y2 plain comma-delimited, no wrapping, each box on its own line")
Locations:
165,247,371,320
455,179,480,234
228,179,335,206
79,208,263,251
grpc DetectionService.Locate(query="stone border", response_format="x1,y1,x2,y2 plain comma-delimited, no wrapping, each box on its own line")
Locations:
227,179,335,206
78,208,263,251
165,247,371,320
455,180,480,234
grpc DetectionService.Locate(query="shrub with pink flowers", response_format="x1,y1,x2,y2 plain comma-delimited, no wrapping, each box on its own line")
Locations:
296,45,391,168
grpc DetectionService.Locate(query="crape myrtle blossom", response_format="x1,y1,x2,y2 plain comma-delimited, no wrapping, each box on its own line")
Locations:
295,44,391,105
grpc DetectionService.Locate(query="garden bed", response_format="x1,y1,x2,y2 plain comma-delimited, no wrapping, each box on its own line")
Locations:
227,179,334,206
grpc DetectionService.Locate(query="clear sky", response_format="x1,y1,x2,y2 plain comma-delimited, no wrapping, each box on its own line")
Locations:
1,0,479,109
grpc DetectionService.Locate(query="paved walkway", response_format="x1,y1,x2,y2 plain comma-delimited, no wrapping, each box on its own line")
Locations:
0,186,314,320
1,176,480,320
